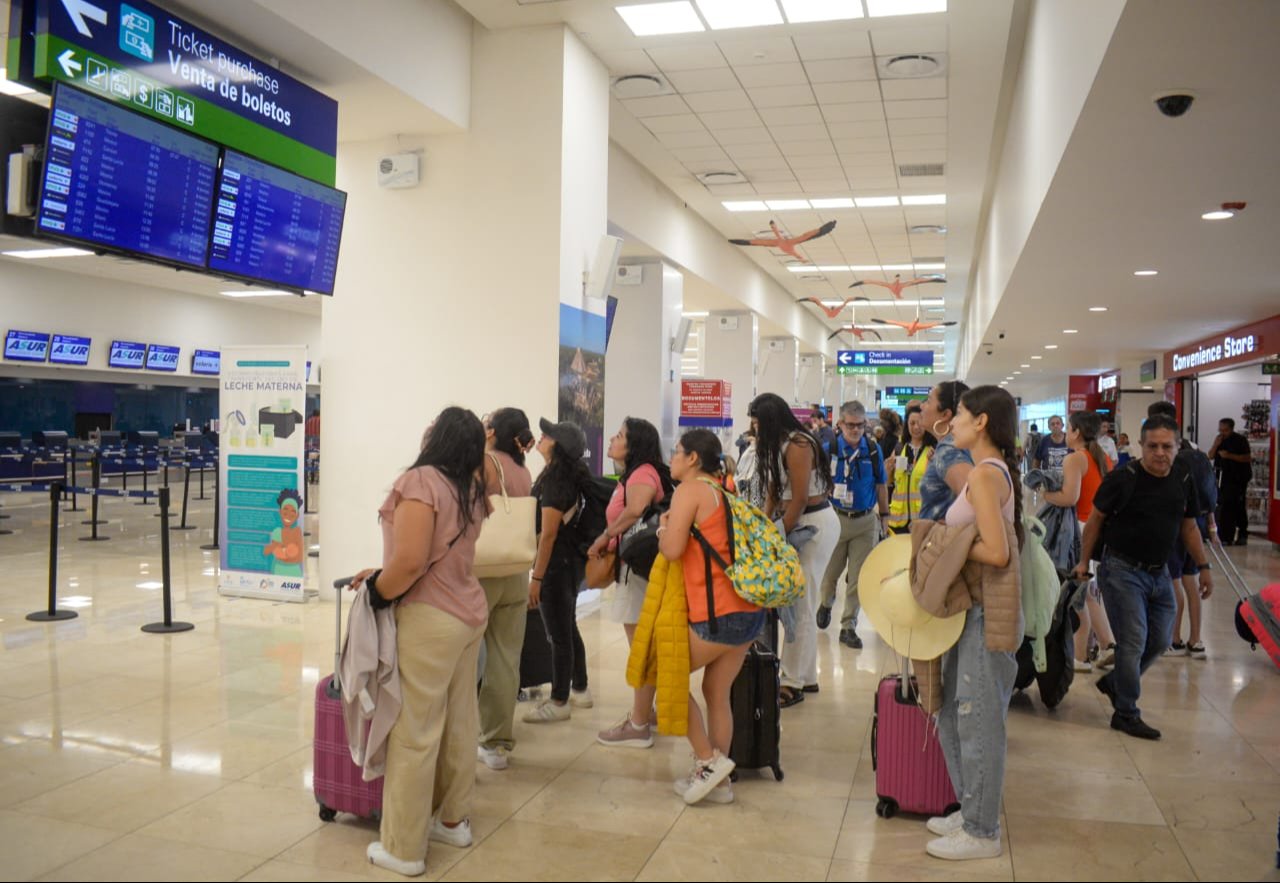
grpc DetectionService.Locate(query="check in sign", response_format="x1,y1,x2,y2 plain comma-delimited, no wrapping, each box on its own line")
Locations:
837,349,935,375
17,0,337,183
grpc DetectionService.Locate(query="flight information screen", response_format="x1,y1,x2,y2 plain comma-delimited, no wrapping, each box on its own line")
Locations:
4,330,50,362
36,84,219,268
49,334,92,365
208,150,347,294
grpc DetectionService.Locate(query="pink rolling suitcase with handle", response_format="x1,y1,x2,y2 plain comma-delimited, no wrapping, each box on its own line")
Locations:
871,674,959,819
314,577,384,822
1213,541,1280,671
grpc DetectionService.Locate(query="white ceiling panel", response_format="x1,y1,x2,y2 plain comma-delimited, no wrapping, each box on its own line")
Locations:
666,67,742,93
801,179,851,194
684,159,740,174
757,104,826,126
734,62,810,88
734,158,793,173
657,129,722,149
717,36,802,66
700,108,767,129
714,125,776,145
884,99,948,119
749,84,818,107
598,49,660,75
833,123,890,144
803,57,879,83
727,142,786,159
828,125,890,144
748,173,800,187
623,94,693,117
788,154,844,170
642,113,708,133
892,149,947,164
861,209,907,226
768,122,831,141
903,207,947,224
812,80,882,103
672,145,731,162
879,77,949,101
869,24,948,55
778,139,837,156
686,89,755,112
792,30,873,60
850,173,901,188
747,167,802,181
646,45,728,71
820,102,886,123
887,116,948,136
706,182,759,196
891,133,947,150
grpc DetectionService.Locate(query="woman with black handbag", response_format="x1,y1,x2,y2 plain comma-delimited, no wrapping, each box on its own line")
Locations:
588,417,673,749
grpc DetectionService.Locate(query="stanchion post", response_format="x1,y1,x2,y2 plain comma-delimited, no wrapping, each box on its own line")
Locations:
200,465,220,551
80,454,109,538
156,455,170,518
143,487,194,634
66,449,80,512
171,465,197,531
196,462,208,500
137,453,154,506
28,482,77,622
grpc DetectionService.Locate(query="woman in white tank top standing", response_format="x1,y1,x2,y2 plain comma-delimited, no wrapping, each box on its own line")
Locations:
748,393,840,708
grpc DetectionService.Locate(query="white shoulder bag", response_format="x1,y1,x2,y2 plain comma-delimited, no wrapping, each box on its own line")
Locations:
473,453,538,578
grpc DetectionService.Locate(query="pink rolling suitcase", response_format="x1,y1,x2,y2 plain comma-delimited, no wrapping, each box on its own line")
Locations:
871,675,959,819
314,578,384,822
1213,542,1280,671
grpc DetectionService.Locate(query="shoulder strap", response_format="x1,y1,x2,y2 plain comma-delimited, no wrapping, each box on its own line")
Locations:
487,452,508,501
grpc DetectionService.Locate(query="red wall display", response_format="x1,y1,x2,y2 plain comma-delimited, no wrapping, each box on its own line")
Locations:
679,380,732,427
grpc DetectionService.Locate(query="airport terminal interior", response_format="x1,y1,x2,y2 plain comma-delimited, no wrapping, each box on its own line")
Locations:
0,0,1278,880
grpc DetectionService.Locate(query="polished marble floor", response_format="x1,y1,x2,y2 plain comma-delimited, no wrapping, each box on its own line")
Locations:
0,479,1277,882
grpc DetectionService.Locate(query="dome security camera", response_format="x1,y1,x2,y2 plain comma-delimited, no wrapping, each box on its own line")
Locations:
1154,91,1196,118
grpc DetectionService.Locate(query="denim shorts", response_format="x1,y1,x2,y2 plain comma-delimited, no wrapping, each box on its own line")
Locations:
690,609,766,645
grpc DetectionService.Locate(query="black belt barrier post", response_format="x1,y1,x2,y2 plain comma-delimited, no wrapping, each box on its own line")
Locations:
196,462,208,500
28,482,77,622
66,451,80,512
143,487,194,634
171,465,197,531
156,455,171,518
80,454,109,538
137,454,154,506
200,466,220,551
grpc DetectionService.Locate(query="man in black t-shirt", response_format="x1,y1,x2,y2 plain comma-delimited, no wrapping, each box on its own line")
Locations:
1074,415,1213,740
1208,417,1252,545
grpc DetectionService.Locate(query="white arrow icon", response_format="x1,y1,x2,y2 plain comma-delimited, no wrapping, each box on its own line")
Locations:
60,0,108,38
57,49,82,77
838,351,853,365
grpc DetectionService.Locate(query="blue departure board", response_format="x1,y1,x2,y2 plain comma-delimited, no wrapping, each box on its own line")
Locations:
145,344,180,372
208,150,347,295
192,349,221,376
49,334,92,365
36,84,219,269
4,330,50,362
109,340,146,369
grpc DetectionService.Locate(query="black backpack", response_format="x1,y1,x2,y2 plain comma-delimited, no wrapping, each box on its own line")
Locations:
1014,574,1090,707
617,476,672,581
562,474,617,557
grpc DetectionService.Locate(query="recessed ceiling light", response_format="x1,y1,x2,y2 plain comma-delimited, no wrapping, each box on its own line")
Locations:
927,307,946,314
221,289,293,298
616,2,706,36
780,0,863,22
765,199,811,210
854,196,901,208
1134,269,1158,276
1031,355,1043,360
0,68,35,96
1063,329,1078,334
912,263,945,271
1201,210,1234,220
901,194,946,206
1089,306,1108,312
809,197,856,209
999,381,1008,386
1020,364,1030,368
1142,385,1153,390
695,0,783,29
1044,344,1058,350
723,200,768,211
1012,371,1022,375
866,0,947,16
1005,376,1014,381
4,246,94,259
681,311,709,317
881,264,916,271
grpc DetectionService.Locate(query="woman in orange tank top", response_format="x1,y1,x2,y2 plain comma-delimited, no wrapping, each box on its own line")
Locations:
657,429,764,807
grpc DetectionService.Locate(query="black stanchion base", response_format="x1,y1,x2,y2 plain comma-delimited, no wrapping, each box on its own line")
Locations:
142,621,194,633
81,518,107,525
27,610,78,621
199,543,219,550
0,528,12,536
154,511,165,517
63,505,81,512
135,500,154,507
308,550,320,558
304,530,312,537
79,535,111,542
170,525,198,532
0,512,9,519
195,495,209,501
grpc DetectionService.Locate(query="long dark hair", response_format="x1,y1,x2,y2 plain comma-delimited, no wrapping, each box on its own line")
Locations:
899,403,937,461
749,392,833,504
958,385,1024,547
621,417,674,497
679,428,723,477
411,407,487,530
1069,411,1110,478
490,407,533,466
532,432,591,502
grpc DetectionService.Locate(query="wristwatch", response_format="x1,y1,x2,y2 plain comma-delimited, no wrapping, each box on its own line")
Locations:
1197,562,1212,573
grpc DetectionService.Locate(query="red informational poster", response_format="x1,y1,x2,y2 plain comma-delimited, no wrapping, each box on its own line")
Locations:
680,380,732,427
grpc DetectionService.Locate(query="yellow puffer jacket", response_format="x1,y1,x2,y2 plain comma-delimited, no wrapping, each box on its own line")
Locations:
625,554,690,736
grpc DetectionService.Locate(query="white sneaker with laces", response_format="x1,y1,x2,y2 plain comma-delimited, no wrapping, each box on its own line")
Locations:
522,699,570,723
428,818,473,848
682,752,736,805
673,775,734,804
597,714,655,748
367,841,425,876
926,828,1002,860
1188,642,1206,659
569,687,594,708
477,744,509,770
926,809,964,836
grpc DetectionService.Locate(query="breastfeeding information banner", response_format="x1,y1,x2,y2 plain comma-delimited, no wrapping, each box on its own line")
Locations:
217,346,307,602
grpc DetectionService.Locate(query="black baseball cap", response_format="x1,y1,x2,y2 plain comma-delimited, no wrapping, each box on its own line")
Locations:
538,417,586,461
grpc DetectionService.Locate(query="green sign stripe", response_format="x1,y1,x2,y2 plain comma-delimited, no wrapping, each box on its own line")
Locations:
36,34,335,185
235,360,291,367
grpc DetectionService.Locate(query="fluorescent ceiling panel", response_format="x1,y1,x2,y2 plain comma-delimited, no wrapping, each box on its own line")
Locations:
809,197,856,208
854,196,900,207
780,0,864,23
765,199,811,210
616,2,706,36
722,200,769,211
866,0,947,16
695,0,784,29
901,194,946,205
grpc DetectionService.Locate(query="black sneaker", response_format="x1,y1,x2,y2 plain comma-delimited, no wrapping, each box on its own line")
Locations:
816,604,832,630
1111,712,1161,740
839,628,863,649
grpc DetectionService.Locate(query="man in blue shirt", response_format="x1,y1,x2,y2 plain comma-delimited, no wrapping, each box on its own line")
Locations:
816,400,889,648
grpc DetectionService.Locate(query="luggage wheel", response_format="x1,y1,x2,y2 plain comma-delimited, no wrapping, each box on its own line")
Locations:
771,763,784,781
319,805,337,822
875,797,898,819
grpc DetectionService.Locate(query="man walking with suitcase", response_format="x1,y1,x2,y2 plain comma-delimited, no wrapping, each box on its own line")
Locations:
1074,414,1213,740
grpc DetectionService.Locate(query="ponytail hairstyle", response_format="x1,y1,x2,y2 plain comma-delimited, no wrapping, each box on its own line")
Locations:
930,380,970,438
1069,411,1110,478
678,429,723,477
958,385,1024,548
489,407,534,467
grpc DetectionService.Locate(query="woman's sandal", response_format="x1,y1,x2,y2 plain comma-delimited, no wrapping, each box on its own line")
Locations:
780,686,805,708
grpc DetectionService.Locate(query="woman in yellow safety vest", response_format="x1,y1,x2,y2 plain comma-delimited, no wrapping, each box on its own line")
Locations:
887,403,937,534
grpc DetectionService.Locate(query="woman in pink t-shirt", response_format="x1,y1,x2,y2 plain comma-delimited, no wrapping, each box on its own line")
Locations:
352,407,489,876
587,417,672,749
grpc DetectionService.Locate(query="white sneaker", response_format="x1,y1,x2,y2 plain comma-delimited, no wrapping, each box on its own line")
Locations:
673,775,734,804
1071,659,1093,673
926,809,964,836
477,744,509,770
367,841,425,877
682,752,736,805
1187,642,1206,659
522,699,570,723
569,687,594,708
428,818,473,848
926,828,1002,861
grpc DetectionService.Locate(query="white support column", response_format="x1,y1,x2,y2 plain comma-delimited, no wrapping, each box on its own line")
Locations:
797,353,825,406
703,311,758,438
758,336,798,404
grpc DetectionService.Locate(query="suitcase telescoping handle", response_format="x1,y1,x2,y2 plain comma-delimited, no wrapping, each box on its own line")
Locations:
1207,540,1251,603
332,577,354,695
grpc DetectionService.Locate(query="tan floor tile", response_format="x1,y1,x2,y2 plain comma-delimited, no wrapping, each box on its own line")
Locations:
471,760,561,819
826,859,1010,882
137,781,323,858
636,839,830,881
0,809,120,881
437,819,659,881
513,769,686,838
666,791,847,857
1003,767,1164,825
277,818,431,879
832,799,1012,876
1006,713,1142,776
161,720,311,779
34,832,262,881
243,745,314,792
1170,826,1280,882
1144,774,1279,832
236,860,378,882
0,740,124,808
1005,814,1195,881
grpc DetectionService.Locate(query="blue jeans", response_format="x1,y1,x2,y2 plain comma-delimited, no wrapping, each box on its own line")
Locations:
936,606,1017,840
1097,554,1175,719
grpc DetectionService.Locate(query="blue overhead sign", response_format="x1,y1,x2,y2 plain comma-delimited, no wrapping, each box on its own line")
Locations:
145,343,180,371
4,330,51,362
49,333,91,365
108,339,145,368
837,349,935,375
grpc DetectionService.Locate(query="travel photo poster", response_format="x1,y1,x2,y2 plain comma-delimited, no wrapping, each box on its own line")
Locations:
558,303,606,472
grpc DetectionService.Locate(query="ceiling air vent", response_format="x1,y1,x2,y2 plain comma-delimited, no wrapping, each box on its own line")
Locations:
696,170,746,185
612,74,669,99
899,162,945,177
881,53,945,78
909,225,947,235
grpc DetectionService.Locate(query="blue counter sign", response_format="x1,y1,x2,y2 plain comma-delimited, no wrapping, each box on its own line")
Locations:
50,333,92,365
191,348,220,375
145,343,180,371
109,339,145,368
837,349,935,376
4,329,51,362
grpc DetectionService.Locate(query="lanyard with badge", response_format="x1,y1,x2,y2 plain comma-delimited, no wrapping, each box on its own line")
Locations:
832,438,865,506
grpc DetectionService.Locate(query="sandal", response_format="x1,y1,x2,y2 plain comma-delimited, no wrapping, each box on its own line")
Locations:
780,686,805,708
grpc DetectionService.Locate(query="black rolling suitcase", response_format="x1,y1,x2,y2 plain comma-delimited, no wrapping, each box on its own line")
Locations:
519,608,554,690
728,610,783,781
